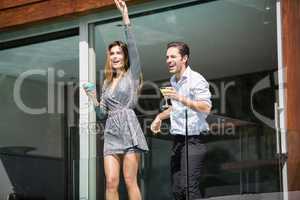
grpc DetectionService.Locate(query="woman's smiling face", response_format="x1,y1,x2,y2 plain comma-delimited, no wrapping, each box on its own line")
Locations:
109,45,125,70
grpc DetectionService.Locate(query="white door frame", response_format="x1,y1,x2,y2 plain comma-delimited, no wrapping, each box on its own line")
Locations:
276,0,289,200
79,20,97,200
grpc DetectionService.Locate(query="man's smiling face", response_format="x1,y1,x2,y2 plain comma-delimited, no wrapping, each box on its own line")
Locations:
166,47,188,75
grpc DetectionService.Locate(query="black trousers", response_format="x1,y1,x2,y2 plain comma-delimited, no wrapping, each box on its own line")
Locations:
171,134,208,200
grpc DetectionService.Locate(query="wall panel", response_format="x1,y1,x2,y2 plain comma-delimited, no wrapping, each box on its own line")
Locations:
0,0,142,30
282,0,300,193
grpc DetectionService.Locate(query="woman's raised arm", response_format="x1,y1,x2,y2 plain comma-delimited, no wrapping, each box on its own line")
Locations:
114,0,141,80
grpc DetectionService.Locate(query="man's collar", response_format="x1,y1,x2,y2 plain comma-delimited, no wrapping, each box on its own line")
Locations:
182,66,191,79
171,66,191,85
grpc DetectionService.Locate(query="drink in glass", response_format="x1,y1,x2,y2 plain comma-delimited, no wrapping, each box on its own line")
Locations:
160,86,173,109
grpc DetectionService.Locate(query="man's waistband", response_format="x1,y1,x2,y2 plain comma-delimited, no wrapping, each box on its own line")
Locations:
173,131,209,141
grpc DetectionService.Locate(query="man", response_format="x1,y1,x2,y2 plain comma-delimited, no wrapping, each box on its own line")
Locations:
151,42,212,200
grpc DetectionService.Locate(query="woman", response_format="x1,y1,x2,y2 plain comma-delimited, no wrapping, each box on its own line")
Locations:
84,0,148,199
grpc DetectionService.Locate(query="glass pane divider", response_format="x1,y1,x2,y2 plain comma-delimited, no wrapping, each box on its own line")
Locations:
79,21,90,200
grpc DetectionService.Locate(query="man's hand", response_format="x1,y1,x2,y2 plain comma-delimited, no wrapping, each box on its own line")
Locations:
150,115,162,134
163,87,211,113
163,87,182,101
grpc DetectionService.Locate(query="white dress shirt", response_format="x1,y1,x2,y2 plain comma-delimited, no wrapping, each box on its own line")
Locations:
170,66,211,135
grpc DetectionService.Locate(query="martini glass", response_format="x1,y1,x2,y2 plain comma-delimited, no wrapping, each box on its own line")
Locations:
160,86,173,109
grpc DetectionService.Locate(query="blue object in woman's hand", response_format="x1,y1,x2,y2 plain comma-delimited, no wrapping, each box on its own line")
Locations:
83,82,96,91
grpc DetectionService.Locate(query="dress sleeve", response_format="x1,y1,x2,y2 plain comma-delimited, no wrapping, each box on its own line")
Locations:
124,25,141,80
94,104,107,120
94,83,108,120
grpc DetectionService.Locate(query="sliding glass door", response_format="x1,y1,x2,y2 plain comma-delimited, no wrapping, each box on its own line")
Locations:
88,0,286,199
0,30,79,200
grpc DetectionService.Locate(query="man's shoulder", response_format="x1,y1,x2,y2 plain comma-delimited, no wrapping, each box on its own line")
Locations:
189,68,207,82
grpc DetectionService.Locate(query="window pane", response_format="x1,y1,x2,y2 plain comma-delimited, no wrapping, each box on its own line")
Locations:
0,35,79,199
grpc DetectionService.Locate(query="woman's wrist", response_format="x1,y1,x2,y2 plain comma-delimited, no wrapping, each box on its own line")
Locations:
123,17,130,26
122,11,130,25
91,98,99,107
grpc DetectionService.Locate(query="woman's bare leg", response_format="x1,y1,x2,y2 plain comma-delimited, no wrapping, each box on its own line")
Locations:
104,154,121,200
123,152,141,200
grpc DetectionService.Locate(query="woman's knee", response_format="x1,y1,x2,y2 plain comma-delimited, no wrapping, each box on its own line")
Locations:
104,154,121,191
106,175,119,191
123,172,138,187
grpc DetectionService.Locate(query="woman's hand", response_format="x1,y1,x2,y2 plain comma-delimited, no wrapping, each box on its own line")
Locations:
83,84,99,106
84,88,96,98
114,0,130,25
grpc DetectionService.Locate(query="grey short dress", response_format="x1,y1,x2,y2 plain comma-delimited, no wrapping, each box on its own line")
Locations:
95,26,149,156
